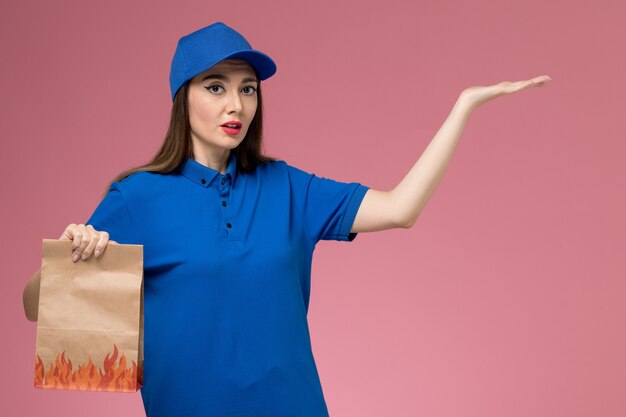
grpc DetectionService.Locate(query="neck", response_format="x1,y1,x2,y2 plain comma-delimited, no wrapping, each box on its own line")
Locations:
192,147,231,174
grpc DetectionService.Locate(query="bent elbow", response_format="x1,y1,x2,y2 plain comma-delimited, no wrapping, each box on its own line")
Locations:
400,213,419,229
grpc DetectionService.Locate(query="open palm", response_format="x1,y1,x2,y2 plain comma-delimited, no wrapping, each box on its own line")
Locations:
461,75,552,110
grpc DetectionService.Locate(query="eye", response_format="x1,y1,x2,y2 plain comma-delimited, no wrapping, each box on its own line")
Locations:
205,85,224,94
242,86,257,95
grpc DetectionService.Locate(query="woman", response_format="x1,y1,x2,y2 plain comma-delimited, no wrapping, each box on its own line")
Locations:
23,21,550,417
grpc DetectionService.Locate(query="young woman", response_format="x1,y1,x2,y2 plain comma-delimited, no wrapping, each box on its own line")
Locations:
23,21,550,417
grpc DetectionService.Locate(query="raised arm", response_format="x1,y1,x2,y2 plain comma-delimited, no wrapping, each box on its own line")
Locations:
351,75,552,233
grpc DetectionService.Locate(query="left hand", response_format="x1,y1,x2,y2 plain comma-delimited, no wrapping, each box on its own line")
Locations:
460,75,552,111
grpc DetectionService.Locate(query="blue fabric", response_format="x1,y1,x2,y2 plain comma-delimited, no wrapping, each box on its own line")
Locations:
169,21,277,101
85,149,369,417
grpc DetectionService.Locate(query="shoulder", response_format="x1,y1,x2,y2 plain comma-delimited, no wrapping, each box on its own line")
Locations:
121,170,167,182
266,159,309,176
112,170,161,189
261,158,287,169
110,170,176,204
262,159,317,184
271,160,318,183
249,158,291,179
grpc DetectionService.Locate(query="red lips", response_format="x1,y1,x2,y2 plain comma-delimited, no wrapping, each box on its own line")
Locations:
221,120,242,128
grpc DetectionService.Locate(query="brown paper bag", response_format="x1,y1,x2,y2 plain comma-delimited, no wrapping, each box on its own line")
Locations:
34,239,144,392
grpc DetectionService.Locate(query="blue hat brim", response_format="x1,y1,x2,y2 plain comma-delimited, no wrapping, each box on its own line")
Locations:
171,50,276,101
217,50,277,80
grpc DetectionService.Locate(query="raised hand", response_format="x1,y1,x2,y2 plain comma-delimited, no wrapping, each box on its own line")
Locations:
460,75,552,111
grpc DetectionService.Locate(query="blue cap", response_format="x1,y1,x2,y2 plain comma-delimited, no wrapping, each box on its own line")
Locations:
169,22,277,101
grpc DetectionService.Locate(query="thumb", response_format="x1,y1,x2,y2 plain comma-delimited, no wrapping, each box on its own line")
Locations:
59,230,73,240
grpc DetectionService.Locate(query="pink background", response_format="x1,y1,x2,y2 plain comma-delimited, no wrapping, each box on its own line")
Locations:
2,0,625,416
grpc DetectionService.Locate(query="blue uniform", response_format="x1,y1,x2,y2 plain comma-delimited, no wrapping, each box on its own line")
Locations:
85,149,369,417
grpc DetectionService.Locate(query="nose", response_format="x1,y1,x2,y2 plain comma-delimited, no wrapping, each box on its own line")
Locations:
226,88,243,114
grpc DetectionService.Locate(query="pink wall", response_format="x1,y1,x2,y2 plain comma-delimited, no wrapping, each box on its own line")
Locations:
2,0,625,416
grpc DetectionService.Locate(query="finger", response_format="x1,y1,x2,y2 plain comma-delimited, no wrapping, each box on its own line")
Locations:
504,79,538,93
93,231,110,258
82,226,101,260
70,231,83,261
533,75,551,83
59,223,77,241
522,76,550,89
72,224,93,261
68,224,85,252
517,79,536,90
533,75,551,86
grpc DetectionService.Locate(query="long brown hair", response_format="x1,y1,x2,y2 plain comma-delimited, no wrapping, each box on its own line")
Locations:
100,70,278,199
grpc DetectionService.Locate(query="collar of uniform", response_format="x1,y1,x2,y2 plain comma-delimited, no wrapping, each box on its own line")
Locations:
180,149,238,188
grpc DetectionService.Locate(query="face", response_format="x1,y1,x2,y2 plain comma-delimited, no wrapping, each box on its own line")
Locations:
187,59,259,155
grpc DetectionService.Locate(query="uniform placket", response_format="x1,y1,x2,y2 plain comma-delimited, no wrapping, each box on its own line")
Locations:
217,173,241,244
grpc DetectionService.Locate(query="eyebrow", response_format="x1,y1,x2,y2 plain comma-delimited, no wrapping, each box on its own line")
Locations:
201,74,259,84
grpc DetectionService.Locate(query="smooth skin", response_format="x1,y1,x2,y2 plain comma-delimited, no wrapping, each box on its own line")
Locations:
23,67,552,321
23,59,260,321
351,75,552,231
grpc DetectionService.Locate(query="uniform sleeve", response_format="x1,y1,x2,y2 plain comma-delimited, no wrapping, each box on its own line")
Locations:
283,161,369,245
84,182,136,244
